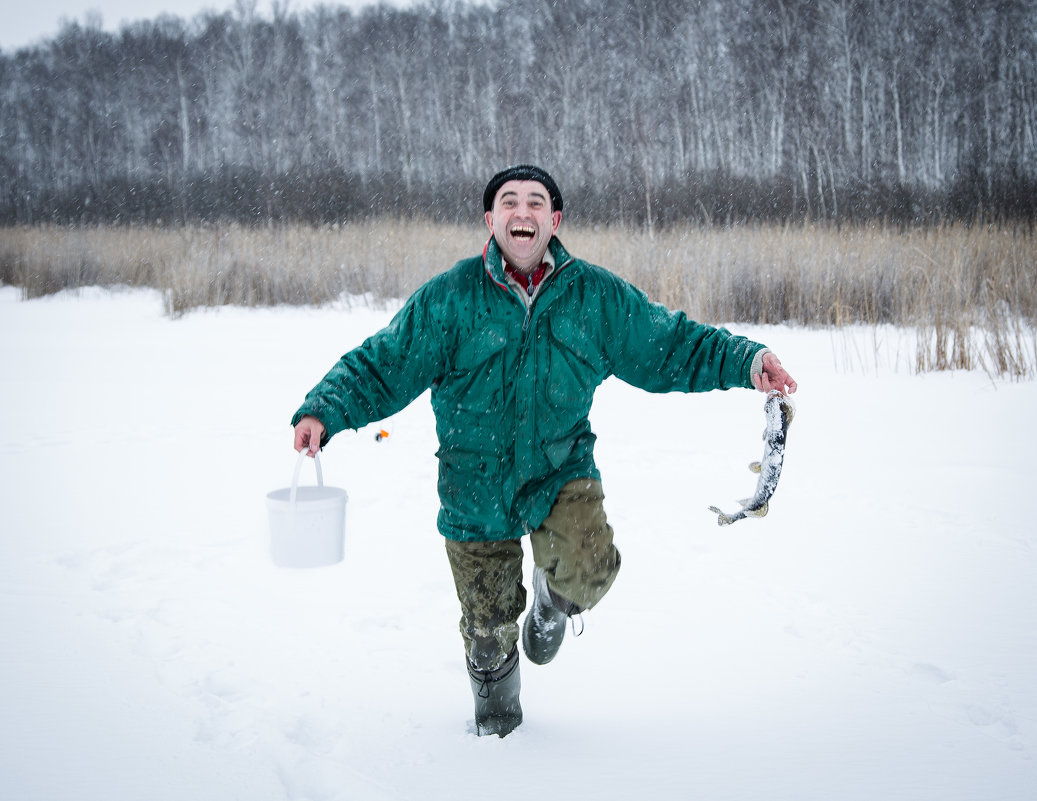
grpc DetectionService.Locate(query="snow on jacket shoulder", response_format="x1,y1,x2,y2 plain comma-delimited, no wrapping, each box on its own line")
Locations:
292,235,768,542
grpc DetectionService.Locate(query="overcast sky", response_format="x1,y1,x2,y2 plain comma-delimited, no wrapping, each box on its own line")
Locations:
1,0,412,52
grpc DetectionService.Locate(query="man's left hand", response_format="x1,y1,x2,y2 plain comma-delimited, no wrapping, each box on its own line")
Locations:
752,352,798,395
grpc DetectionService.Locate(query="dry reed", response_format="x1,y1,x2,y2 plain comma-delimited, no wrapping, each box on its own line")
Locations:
2,221,1034,378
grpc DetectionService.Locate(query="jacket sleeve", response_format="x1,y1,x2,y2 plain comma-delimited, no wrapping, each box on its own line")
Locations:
601,272,766,393
291,286,445,443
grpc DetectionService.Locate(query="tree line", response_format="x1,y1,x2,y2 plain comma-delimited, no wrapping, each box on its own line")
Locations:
1,0,1035,228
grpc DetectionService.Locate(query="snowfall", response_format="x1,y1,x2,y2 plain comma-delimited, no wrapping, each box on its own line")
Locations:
1,283,1035,801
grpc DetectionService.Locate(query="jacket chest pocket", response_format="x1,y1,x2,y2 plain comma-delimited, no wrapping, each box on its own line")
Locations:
447,322,508,414
545,315,607,409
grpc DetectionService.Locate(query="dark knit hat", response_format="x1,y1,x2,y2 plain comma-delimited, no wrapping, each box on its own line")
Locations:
483,165,563,212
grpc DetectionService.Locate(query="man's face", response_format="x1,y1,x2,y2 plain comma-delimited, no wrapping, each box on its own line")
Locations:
484,180,562,273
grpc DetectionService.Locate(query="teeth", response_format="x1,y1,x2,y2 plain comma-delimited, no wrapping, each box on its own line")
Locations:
511,226,535,237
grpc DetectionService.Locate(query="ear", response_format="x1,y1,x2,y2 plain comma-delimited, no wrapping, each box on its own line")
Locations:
551,210,562,233
484,210,494,232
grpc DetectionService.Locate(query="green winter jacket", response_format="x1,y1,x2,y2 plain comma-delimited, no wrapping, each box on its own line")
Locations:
293,235,767,542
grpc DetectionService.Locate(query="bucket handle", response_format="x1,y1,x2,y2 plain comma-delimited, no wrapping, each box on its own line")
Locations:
290,449,325,507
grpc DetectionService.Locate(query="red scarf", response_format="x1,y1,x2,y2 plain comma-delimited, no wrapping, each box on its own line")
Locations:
505,262,549,295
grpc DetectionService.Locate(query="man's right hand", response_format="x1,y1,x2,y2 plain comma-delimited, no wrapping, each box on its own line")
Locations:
294,415,326,456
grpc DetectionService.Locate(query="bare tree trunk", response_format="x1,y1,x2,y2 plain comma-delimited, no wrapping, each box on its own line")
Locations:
176,58,192,175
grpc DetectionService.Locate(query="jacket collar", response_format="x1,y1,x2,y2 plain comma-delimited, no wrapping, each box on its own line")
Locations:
483,235,574,291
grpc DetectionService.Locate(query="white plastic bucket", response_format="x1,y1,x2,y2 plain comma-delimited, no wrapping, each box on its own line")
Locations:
266,451,347,568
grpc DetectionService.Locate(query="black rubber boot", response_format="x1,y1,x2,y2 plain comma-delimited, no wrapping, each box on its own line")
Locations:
468,648,522,738
521,567,581,666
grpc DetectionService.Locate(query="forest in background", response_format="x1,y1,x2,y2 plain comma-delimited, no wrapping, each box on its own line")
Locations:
1,0,1035,228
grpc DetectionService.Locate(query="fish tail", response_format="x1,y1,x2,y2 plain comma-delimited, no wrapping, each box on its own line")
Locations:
708,505,736,526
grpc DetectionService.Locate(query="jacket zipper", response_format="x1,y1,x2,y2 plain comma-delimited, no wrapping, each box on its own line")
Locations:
521,255,574,331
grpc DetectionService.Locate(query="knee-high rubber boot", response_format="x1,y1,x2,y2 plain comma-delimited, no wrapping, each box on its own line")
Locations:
468,648,522,738
521,566,582,666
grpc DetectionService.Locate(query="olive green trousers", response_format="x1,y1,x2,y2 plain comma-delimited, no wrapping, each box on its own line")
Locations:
445,478,622,671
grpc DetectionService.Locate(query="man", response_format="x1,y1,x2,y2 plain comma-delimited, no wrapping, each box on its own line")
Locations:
292,164,797,738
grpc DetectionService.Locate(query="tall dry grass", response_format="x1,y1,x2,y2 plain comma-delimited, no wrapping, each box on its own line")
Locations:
565,223,1037,378
1,221,1034,377
0,221,485,316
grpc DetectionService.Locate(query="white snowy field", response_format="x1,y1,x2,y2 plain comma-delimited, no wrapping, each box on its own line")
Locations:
1,284,1034,801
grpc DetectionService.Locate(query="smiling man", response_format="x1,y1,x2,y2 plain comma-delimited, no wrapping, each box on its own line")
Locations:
291,164,796,738
483,164,562,273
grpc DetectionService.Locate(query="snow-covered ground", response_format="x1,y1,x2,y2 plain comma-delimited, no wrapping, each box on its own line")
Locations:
1,285,1034,800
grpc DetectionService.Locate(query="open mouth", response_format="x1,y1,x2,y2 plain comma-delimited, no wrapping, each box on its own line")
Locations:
510,225,535,241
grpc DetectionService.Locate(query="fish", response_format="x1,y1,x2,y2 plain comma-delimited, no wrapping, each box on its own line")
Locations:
708,389,795,526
